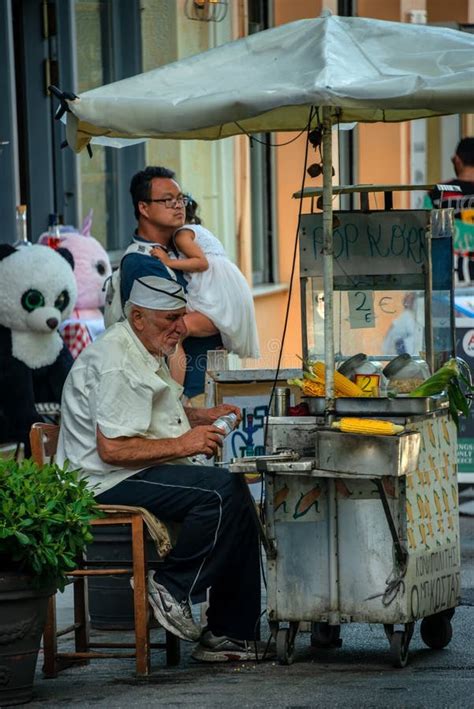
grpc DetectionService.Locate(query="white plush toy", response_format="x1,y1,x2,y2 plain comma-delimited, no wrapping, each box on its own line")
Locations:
0,243,77,454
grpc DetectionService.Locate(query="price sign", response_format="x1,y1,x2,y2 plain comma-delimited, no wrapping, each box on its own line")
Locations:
348,290,375,329
355,374,380,397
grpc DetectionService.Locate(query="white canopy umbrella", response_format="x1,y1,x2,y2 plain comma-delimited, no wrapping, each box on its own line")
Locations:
64,13,474,153
61,12,474,405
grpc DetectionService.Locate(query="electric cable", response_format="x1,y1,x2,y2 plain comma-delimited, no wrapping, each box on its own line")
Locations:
234,119,314,147
264,105,316,447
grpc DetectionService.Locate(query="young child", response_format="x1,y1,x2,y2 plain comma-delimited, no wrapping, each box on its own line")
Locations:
151,197,260,385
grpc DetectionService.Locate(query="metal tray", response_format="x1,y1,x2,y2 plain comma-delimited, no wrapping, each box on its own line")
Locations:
315,429,420,477
304,395,447,416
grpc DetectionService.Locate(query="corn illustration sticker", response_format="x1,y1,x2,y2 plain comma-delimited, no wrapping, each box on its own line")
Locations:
274,484,289,514
273,477,325,522
293,486,322,519
405,416,459,552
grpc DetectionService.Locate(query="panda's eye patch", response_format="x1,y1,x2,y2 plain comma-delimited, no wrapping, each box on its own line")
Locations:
22,289,45,312
96,260,107,276
54,290,70,312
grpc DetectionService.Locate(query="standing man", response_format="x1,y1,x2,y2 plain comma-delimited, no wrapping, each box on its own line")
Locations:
428,138,474,284
122,166,223,402
428,137,474,215
57,275,261,661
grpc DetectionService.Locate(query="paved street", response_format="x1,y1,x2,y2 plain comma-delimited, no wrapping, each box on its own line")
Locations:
30,493,474,708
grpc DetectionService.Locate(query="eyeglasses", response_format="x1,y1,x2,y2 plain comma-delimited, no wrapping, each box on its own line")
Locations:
143,196,189,209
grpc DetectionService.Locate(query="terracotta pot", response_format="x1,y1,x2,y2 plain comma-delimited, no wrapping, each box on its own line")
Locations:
0,572,53,706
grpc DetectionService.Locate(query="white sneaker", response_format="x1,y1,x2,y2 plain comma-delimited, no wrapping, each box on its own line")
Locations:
145,571,201,642
191,629,275,662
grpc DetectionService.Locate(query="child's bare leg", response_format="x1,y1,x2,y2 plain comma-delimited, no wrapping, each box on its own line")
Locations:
168,342,187,386
184,312,219,338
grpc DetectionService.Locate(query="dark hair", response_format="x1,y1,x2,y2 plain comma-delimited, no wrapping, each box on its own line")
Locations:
129,166,176,220
185,195,202,225
456,138,474,167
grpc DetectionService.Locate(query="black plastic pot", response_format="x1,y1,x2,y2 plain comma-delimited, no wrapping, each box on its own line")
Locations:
0,572,53,707
87,525,160,630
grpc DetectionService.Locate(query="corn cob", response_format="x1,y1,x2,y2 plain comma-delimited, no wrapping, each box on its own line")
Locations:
301,380,325,396
287,377,325,397
310,361,368,397
409,358,458,397
303,370,325,385
331,418,404,435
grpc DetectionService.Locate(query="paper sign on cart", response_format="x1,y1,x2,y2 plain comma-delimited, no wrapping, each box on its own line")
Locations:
348,290,375,329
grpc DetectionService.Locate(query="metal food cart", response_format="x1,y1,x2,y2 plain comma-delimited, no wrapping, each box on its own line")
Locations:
230,187,461,668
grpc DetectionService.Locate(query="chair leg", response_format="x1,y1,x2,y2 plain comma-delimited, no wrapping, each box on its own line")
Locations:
165,631,181,666
73,575,90,658
42,595,58,678
131,516,150,676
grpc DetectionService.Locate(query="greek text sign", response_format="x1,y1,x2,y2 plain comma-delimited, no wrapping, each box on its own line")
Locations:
409,544,460,618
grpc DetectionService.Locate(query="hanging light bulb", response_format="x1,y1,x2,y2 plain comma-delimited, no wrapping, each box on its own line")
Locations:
184,0,228,23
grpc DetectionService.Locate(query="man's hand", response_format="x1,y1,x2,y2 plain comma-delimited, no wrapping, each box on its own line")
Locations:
209,404,242,425
185,404,242,427
180,425,225,459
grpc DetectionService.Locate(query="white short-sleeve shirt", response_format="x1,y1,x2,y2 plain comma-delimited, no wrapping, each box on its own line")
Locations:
56,320,193,495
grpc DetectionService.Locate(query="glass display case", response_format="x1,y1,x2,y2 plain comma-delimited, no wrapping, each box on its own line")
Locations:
299,208,455,375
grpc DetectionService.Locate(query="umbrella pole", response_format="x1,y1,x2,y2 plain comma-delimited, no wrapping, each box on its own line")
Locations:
322,106,335,421
322,106,339,625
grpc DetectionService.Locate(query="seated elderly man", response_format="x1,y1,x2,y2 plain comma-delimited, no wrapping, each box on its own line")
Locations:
57,275,260,662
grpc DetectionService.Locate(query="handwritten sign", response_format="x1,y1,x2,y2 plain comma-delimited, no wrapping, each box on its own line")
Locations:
299,211,429,278
348,290,375,329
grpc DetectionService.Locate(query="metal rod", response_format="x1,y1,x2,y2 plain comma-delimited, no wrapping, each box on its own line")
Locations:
300,276,309,362
424,222,434,373
373,478,407,567
322,106,335,422
327,478,339,624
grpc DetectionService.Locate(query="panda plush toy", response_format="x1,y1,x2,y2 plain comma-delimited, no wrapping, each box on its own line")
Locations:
0,243,77,455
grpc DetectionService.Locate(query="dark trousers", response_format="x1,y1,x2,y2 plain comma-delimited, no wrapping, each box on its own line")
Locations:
96,464,260,641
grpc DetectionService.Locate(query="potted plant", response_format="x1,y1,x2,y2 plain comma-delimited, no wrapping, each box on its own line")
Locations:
0,457,100,706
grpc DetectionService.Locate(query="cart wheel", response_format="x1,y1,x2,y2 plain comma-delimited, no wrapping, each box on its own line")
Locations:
420,614,453,650
390,631,409,668
276,628,294,665
310,622,342,649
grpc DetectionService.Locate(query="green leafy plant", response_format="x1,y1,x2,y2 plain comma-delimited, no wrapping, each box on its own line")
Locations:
0,457,101,591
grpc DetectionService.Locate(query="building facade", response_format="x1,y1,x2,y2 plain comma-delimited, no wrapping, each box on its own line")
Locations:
1,0,473,367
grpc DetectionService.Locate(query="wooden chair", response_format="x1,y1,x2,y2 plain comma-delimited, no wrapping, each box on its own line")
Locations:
30,422,180,677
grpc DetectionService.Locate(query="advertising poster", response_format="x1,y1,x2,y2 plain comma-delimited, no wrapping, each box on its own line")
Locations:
222,395,269,500
455,325,474,479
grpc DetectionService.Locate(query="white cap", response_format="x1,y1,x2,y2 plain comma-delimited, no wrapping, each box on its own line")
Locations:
127,275,186,311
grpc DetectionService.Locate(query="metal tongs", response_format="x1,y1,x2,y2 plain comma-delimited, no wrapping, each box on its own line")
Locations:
229,449,300,465
215,449,300,467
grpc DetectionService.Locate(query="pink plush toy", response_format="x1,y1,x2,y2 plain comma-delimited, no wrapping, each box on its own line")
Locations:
39,210,112,358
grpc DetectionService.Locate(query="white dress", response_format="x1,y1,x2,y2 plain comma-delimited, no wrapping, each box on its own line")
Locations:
174,224,260,359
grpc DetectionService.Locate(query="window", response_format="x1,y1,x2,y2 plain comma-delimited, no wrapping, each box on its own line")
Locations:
248,0,276,285
74,0,144,254
0,1,144,248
